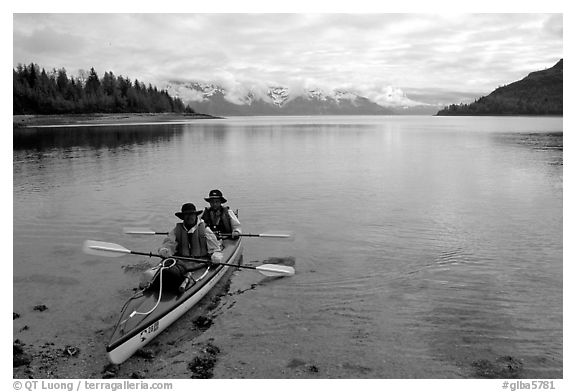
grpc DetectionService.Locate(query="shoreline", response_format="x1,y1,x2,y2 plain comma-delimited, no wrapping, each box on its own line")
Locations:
435,113,563,117
13,270,236,379
13,113,222,128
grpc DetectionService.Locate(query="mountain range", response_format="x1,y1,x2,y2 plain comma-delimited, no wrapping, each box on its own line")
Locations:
165,82,442,116
165,60,562,117
437,59,563,116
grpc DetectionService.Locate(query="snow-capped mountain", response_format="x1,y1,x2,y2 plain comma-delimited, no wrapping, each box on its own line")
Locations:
268,87,290,107
165,81,440,116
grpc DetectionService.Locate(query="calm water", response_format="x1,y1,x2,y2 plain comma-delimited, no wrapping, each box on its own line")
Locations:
13,116,562,378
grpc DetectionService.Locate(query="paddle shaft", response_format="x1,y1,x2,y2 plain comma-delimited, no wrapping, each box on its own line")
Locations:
221,233,264,237
129,250,264,272
84,240,294,276
131,232,281,238
123,228,291,239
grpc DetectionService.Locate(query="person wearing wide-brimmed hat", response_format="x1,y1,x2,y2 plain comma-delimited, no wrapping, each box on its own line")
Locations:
201,189,242,239
156,203,222,291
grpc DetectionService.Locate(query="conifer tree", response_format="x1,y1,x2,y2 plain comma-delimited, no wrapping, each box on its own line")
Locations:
13,63,195,115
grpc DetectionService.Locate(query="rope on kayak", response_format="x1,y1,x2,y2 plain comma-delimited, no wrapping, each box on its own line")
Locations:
197,265,211,281
127,258,176,319
117,263,162,317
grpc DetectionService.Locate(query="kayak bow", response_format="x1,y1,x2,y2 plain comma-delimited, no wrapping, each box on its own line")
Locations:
105,238,243,364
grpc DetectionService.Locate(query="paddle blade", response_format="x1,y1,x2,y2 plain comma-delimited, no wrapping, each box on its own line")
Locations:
83,240,131,257
255,264,296,277
258,231,295,241
123,227,165,235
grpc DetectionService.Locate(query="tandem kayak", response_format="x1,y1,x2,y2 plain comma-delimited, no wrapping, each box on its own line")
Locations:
105,238,243,364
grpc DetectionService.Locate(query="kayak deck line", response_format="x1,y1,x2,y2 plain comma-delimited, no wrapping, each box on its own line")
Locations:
109,264,216,349
106,239,243,363
116,262,213,336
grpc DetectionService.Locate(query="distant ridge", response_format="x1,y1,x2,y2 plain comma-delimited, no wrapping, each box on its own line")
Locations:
166,82,442,116
437,60,563,116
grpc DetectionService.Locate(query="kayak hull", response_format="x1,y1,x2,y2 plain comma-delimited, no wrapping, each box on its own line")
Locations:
106,239,243,364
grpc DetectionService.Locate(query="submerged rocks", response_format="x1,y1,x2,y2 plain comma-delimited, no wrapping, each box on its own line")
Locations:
188,356,217,379
102,363,119,379
193,315,213,329
472,355,524,378
286,358,321,375
135,348,156,360
33,304,48,312
188,341,221,379
13,340,32,367
202,342,220,357
307,364,319,373
63,346,80,357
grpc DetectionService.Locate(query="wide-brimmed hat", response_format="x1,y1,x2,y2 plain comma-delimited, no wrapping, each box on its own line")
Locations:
175,203,203,219
204,189,227,204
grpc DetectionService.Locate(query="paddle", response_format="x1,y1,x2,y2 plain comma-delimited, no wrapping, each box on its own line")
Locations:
122,228,169,235
83,240,295,277
221,232,294,240
123,227,294,240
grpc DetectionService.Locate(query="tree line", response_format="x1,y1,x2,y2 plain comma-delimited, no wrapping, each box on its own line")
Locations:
436,94,562,116
437,60,562,116
13,63,195,115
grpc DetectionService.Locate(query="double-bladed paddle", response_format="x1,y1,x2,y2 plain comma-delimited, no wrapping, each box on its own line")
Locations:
122,227,294,240
83,240,295,277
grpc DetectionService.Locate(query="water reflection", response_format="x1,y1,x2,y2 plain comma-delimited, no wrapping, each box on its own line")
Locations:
180,123,229,142
13,125,185,151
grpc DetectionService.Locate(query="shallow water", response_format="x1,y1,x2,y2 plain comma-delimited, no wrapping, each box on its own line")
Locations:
13,115,562,378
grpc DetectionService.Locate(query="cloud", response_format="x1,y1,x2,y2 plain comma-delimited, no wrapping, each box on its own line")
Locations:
541,13,563,39
403,87,485,106
363,86,428,107
12,13,563,105
13,25,86,62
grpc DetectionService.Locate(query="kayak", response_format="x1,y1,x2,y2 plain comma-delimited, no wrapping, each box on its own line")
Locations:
106,238,243,364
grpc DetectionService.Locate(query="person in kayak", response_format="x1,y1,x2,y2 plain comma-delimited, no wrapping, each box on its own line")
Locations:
157,203,223,290
201,189,242,239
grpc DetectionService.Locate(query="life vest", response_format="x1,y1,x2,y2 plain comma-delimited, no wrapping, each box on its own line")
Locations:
202,206,232,234
173,221,208,257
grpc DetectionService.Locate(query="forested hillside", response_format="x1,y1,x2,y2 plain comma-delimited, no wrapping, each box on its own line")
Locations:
437,60,562,116
13,63,195,115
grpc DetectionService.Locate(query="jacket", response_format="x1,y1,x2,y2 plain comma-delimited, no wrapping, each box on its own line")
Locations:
160,219,221,257
202,206,242,235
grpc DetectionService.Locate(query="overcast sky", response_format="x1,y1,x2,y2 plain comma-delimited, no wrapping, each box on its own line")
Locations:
13,13,563,106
